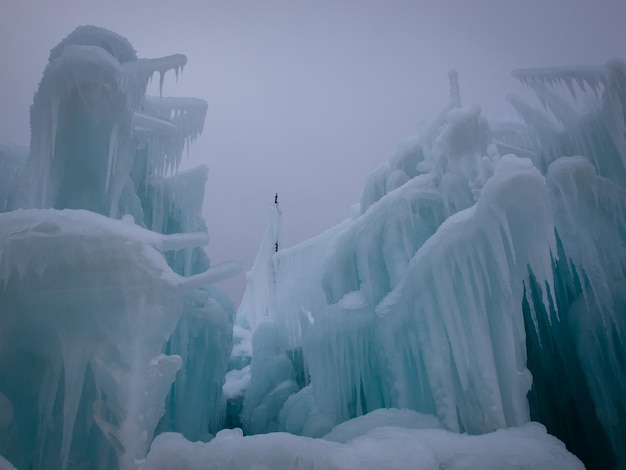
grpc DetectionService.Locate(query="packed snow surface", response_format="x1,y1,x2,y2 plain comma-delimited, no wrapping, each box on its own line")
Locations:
144,416,583,470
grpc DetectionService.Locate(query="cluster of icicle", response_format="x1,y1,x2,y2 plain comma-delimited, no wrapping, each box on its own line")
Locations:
238,62,626,468
0,26,239,470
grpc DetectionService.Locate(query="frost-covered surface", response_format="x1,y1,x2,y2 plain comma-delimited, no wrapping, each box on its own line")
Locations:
144,419,583,470
0,26,239,470
237,62,626,469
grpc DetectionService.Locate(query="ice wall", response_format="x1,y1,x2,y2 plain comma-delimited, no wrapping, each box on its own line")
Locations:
0,26,239,470
239,63,626,469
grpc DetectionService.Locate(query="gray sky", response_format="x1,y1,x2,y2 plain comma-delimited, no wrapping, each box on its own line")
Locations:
1,0,625,304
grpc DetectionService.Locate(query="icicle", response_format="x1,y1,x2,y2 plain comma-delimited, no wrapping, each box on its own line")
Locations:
448,69,461,108
36,353,62,465
59,333,89,470
565,77,577,100
178,261,242,291
105,123,119,193
50,95,60,162
159,70,164,98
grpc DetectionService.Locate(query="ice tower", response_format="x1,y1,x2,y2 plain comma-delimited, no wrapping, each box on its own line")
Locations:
0,26,239,470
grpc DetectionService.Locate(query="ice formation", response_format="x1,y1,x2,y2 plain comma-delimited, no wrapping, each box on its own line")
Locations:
0,26,239,470
233,62,626,469
1,24,623,470
144,420,582,470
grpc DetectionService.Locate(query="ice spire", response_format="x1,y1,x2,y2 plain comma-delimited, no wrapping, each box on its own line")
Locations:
274,193,280,252
237,195,282,330
449,69,461,108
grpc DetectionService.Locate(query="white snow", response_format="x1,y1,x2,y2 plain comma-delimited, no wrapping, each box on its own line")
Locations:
144,419,583,470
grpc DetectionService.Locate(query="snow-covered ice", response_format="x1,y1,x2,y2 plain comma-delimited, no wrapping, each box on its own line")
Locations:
1,24,624,470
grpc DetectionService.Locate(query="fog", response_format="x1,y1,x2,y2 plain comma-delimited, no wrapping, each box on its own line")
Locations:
1,0,625,303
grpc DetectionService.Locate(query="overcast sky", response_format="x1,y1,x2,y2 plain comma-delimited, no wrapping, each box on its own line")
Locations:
1,0,625,304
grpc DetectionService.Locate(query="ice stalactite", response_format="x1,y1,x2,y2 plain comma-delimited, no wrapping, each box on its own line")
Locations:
505,93,562,157
512,65,606,101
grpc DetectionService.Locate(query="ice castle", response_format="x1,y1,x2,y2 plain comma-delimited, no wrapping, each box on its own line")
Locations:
1,25,625,470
